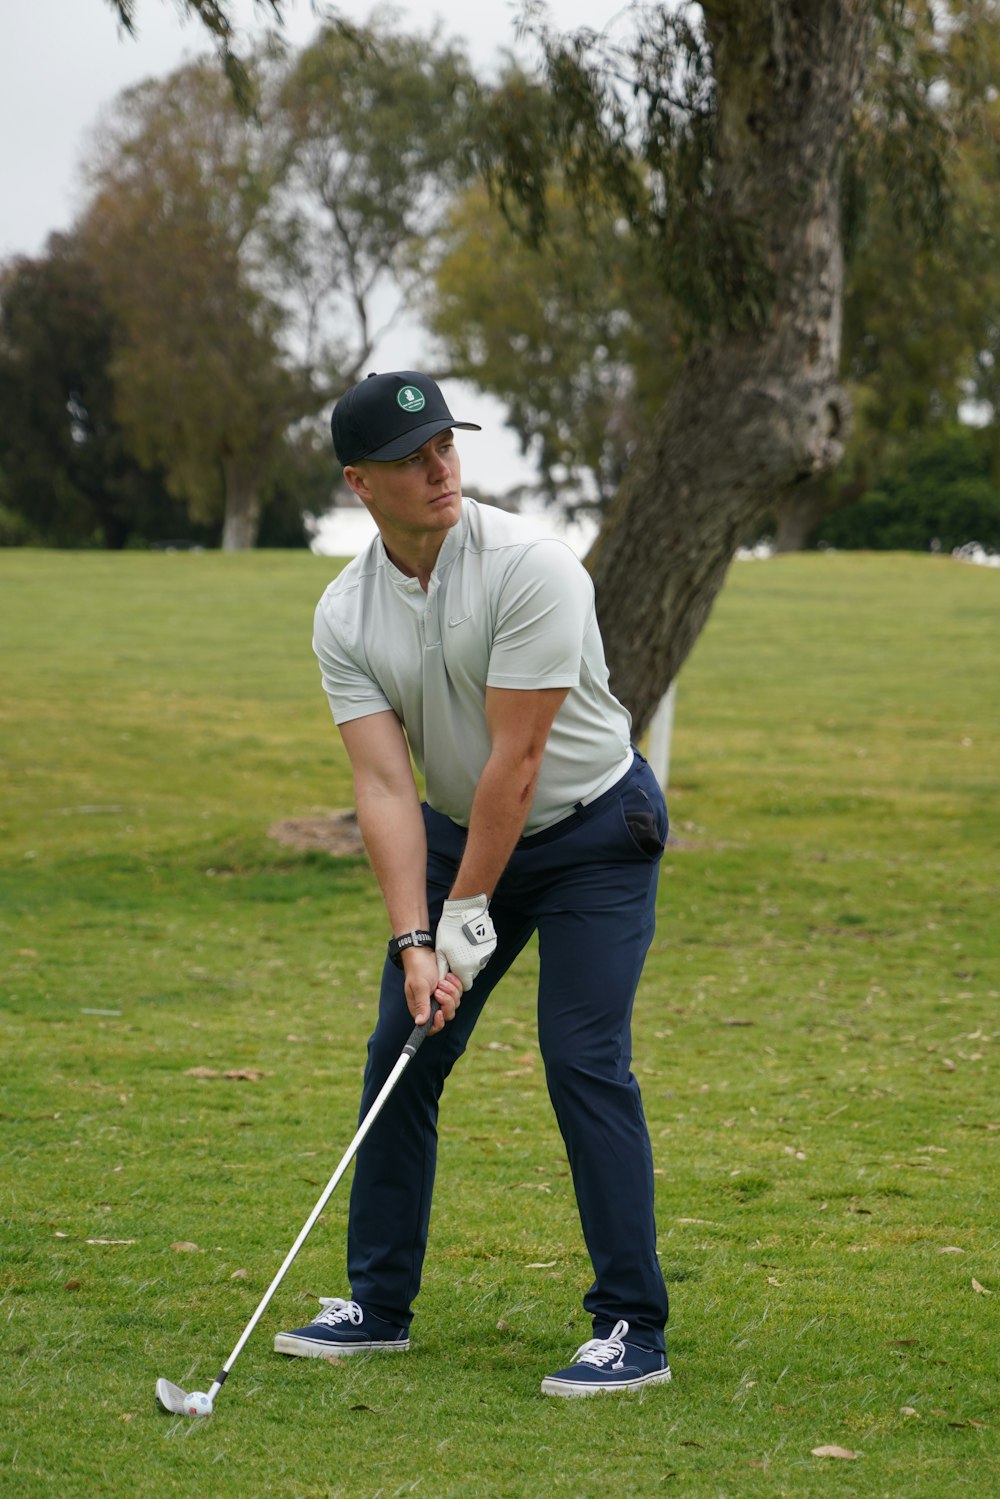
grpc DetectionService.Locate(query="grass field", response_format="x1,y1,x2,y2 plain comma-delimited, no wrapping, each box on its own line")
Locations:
1,548,997,1498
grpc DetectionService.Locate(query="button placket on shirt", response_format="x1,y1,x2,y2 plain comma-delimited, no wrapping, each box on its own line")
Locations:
422,572,442,651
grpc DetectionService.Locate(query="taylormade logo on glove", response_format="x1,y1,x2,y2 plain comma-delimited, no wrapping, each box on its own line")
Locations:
435,895,497,992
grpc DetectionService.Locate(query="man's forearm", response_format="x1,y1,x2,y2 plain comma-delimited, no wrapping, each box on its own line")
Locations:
450,747,541,899
355,783,429,934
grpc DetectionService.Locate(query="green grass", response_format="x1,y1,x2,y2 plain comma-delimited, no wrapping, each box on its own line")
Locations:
1,548,997,1497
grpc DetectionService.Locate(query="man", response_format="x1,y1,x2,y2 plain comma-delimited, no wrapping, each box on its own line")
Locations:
275,371,671,1396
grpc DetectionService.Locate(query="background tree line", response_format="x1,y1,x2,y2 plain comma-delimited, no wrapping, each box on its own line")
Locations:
1,6,998,653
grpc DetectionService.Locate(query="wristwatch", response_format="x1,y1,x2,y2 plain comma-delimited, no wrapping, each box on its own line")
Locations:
387,929,434,968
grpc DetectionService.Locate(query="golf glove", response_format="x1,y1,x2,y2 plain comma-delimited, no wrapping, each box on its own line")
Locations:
435,895,497,992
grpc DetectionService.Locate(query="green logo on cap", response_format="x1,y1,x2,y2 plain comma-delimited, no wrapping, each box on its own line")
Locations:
397,386,426,413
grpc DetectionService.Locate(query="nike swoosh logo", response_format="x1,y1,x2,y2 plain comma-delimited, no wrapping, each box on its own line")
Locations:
448,613,473,627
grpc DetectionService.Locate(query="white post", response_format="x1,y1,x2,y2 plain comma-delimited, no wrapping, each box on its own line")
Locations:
647,681,677,794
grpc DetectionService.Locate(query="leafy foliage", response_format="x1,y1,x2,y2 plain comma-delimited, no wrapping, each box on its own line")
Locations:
430,182,683,507
81,57,311,546
273,19,477,387
56,19,478,547
0,234,181,548
476,5,758,335
105,0,285,112
440,0,1000,541
816,426,1000,550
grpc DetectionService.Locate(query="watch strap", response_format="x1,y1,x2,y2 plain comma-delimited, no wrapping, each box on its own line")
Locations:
387,929,434,967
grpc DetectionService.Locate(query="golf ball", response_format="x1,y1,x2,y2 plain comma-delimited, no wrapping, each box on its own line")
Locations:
185,1391,213,1418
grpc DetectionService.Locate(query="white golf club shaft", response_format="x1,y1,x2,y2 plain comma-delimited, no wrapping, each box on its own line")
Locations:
200,1007,436,1403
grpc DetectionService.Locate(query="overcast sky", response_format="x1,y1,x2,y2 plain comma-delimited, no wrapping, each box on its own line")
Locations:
0,0,623,487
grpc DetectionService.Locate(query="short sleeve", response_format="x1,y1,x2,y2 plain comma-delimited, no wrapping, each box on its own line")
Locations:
313,594,392,725
486,540,592,690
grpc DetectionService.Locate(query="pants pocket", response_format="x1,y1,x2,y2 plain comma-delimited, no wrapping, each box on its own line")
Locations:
620,781,668,859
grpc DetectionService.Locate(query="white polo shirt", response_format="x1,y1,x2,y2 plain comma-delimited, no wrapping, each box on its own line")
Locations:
313,498,633,834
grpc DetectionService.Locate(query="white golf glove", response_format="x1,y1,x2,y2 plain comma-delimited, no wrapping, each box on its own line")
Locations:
435,894,497,993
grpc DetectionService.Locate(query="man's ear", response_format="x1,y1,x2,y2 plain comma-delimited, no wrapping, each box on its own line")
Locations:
343,464,369,502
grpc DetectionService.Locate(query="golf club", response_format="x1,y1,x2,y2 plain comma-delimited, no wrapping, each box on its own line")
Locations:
155,1000,439,1418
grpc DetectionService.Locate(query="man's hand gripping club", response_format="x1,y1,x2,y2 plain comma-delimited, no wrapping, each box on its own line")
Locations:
403,946,462,1034
402,896,496,1033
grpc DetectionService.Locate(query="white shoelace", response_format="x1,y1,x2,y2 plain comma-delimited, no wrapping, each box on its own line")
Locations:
570,1318,631,1369
313,1297,364,1328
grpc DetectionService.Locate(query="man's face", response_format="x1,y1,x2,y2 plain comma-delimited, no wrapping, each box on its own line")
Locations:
345,430,463,542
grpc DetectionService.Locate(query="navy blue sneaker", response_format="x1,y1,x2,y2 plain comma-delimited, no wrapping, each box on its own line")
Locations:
274,1297,409,1358
540,1319,672,1397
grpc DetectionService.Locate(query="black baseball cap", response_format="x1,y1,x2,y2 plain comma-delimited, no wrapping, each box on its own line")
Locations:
331,371,481,466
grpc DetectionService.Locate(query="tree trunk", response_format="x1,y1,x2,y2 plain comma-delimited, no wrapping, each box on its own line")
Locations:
587,1,872,734
773,477,832,553
220,459,262,551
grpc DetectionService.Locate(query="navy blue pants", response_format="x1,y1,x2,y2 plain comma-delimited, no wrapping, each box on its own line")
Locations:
347,751,670,1351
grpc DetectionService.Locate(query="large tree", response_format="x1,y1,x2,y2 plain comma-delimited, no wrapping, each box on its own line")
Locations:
435,5,999,554
77,20,476,549
582,0,868,730
477,1,973,731
81,57,310,550
770,0,1000,548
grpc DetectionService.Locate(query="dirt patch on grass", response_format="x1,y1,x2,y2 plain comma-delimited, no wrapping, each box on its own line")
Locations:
268,810,365,857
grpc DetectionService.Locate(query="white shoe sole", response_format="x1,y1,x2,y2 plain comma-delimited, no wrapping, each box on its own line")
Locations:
273,1333,410,1358
540,1366,672,1397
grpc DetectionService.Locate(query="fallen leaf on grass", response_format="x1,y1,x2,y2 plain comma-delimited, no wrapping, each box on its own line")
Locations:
526,1261,557,1269
85,1238,135,1246
230,1269,249,1280
64,1280,81,1291
767,1276,784,1287
679,1440,704,1449
120,1413,136,1423
941,1058,957,1072
323,1355,343,1366
350,1404,376,1413
171,1241,199,1253
900,1407,919,1417
938,1246,964,1254
972,1279,991,1295
811,1445,858,1460
185,1067,268,1082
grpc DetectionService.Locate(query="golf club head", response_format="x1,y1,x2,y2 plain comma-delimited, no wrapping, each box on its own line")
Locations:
155,1377,190,1415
